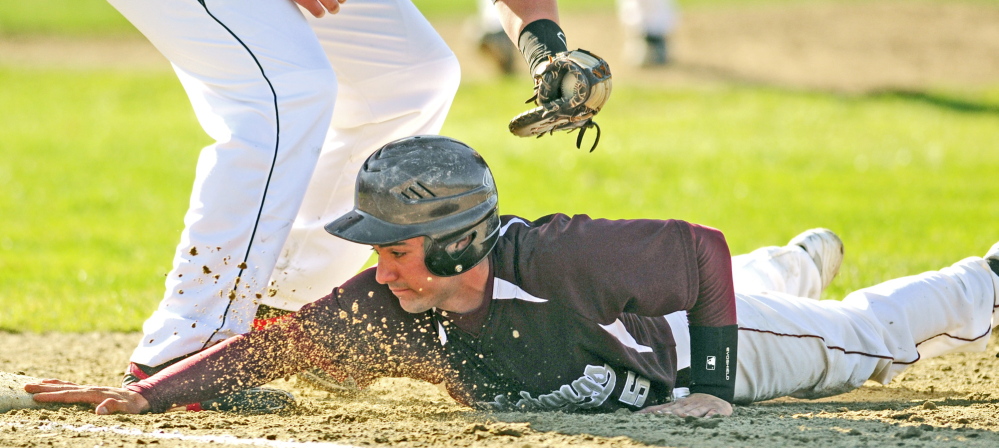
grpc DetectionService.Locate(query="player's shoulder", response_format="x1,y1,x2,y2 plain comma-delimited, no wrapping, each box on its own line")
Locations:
498,213,587,234
337,266,381,294
498,214,535,233
496,213,610,256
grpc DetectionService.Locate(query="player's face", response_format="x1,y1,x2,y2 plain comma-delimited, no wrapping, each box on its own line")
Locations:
373,237,465,313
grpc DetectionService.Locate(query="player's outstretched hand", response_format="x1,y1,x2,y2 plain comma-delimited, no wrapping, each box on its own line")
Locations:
25,379,151,415
294,0,347,18
638,393,733,418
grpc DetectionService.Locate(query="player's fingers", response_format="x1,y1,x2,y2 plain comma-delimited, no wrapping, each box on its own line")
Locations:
667,405,694,417
24,382,80,393
657,401,705,417
293,0,326,18
679,404,707,417
30,389,97,403
97,398,146,415
639,402,682,416
36,379,78,386
640,399,689,414
26,383,118,394
320,0,340,14
636,405,662,414
96,398,121,415
681,404,731,418
29,386,126,406
691,403,724,418
700,400,732,417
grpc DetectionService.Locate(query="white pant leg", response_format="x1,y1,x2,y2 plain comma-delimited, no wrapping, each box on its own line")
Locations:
112,0,338,366
617,0,679,36
262,0,461,310
733,257,999,404
668,243,821,370
732,245,824,300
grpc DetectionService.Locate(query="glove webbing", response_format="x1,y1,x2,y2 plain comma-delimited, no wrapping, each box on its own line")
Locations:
522,80,602,152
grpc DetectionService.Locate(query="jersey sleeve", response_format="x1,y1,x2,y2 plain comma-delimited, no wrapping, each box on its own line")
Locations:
126,317,325,412
682,223,737,402
128,269,452,412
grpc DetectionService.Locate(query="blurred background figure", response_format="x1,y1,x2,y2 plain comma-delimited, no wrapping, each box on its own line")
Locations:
618,0,679,67
474,0,519,75
473,0,679,74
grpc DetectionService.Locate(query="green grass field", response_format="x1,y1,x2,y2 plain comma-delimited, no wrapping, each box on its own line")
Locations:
1,0,958,36
0,0,611,36
1,0,998,332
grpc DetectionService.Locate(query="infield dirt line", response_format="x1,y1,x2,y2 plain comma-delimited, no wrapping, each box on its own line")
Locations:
1,420,364,448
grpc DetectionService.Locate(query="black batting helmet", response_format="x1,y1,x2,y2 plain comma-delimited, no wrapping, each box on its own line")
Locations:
324,135,500,276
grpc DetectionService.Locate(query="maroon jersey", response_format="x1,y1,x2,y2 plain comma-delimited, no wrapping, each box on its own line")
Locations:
131,214,737,413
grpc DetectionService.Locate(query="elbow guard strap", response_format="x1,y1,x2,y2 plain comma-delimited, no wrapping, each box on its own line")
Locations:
688,325,738,403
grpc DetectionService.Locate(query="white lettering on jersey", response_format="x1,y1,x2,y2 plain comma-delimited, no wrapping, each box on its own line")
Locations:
619,370,651,407
480,364,652,412
493,278,548,303
598,319,653,353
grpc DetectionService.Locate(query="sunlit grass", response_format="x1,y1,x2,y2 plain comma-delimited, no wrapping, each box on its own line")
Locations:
2,65,997,331
0,0,967,36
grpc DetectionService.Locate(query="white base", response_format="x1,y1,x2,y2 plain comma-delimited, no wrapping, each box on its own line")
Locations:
0,372,49,412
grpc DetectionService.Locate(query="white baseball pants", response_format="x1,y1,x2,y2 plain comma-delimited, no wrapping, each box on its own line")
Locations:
617,0,679,37
110,0,460,366
670,242,999,404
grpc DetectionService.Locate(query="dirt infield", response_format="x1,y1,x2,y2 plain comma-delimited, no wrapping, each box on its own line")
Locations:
3,1,999,447
2,331,999,447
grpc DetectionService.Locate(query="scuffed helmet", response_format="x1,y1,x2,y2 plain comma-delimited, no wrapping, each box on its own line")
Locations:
325,135,500,276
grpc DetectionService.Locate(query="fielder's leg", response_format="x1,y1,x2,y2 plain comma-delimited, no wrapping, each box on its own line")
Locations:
110,0,338,367
261,0,462,312
617,0,679,66
733,250,999,404
474,0,518,74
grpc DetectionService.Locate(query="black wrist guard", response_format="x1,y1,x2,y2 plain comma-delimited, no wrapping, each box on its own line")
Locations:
517,19,568,75
688,325,738,403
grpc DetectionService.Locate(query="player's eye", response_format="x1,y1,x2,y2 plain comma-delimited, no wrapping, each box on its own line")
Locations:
372,245,407,259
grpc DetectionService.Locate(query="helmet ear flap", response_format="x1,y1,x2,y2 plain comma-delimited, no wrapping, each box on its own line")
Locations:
424,210,500,276
444,232,476,260
423,232,475,275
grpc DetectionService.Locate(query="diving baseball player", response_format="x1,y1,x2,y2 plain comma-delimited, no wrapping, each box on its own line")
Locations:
29,136,999,416
112,0,611,401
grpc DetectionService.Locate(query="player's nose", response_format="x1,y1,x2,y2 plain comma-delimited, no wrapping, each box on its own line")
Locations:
374,261,397,284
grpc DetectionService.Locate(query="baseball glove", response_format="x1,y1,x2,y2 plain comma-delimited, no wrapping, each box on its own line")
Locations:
508,49,612,152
